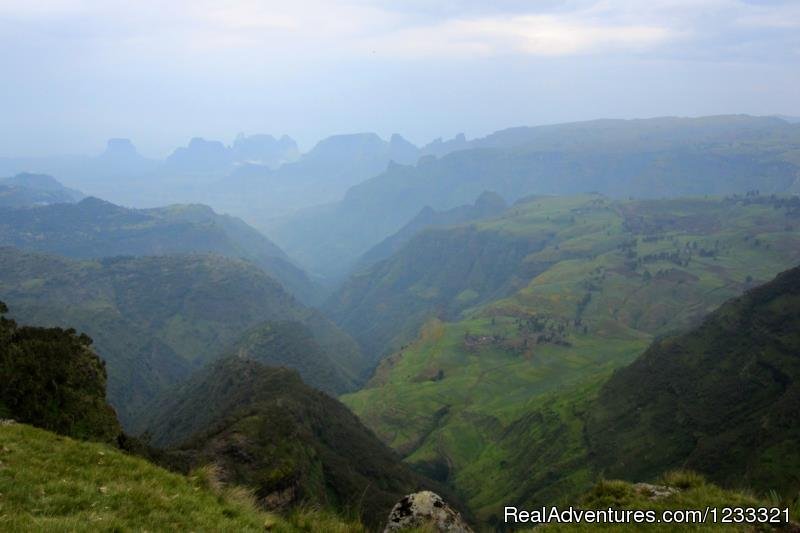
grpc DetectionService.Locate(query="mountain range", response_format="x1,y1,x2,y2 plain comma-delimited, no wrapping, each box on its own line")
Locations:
0,131,423,214
212,132,421,222
267,115,800,279
3,114,800,531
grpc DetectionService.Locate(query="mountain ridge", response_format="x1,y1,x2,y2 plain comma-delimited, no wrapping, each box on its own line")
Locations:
139,356,462,528
0,172,84,207
0,195,320,303
268,115,800,279
587,264,800,494
0,248,365,426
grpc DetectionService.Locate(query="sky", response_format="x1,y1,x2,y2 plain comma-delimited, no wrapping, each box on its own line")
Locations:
1,0,799,157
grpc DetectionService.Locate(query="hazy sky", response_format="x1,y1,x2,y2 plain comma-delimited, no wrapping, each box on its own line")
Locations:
1,0,799,157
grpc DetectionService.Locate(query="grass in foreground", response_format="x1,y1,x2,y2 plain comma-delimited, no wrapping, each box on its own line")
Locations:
0,422,365,532
529,471,799,532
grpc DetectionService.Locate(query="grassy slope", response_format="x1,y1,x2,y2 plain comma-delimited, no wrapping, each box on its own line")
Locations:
534,471,798,533
0,422,366,532
354,190,508,272
3,306,437,533
341,194,800,522
587,265,800,495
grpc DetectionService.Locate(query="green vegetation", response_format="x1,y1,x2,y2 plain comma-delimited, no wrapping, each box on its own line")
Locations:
587,264,800,496
532,471,798,532
0,302,120,442
355,190,508,272
6,117,800,532
333,194,800,361
330,223,538,362
229,320,357,394
0,249,365,426
139,357,455,529
0,422,366,532
0,303,398,531
339,194,800,522
0,196,319,303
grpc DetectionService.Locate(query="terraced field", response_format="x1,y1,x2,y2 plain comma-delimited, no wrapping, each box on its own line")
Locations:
341,194,800,522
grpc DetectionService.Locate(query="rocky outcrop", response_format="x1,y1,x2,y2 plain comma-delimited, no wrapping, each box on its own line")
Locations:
632,483,679,500
384,491,472,532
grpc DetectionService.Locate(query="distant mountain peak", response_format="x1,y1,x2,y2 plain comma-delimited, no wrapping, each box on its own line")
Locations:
474,190,507,210
4,172,63,191
77,196,119,209
187,137,225,149
103,138,139,157
95,138,154,175
389,133,413,145
0,173,84,206
235,132,276,143
165,138,232,173
420,133,471,158
315,132,383,147
231,133,299,167
386,159,409,170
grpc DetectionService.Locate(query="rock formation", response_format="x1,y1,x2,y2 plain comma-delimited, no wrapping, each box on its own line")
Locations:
384,491,472,532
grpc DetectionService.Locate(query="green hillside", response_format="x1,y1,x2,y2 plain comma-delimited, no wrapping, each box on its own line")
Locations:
139,357,456,529
229,320,362,393
0,249,365,426
0,305,386,532
332,194,800,361
354,190,508,272
340,194,800,521
0,422,365,532
0,196,319,303
587,264,800,495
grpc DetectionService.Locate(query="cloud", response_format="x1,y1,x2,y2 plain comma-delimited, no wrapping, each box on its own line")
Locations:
162,2,676,59
366,15,672,58
0,0,796,62
733,3,800,29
